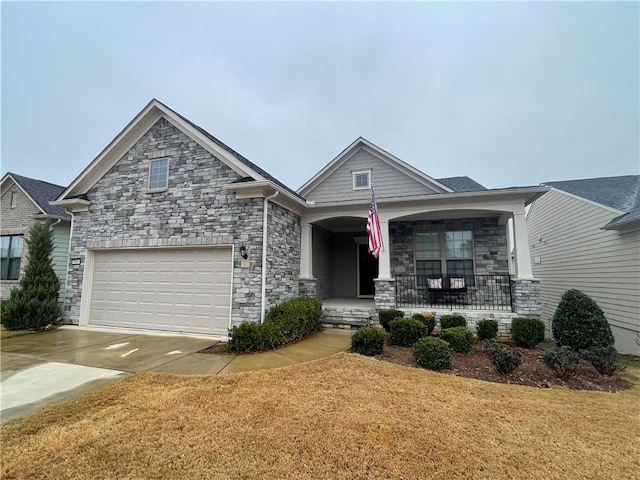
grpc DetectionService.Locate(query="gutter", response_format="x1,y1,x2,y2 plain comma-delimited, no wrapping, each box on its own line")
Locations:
260,190,279,323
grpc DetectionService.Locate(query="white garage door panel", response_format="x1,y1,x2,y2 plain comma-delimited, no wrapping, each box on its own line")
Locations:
89,247,232,335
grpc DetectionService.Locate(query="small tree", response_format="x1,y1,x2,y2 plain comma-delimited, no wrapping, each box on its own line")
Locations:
552,289,614,351
2,222,61,330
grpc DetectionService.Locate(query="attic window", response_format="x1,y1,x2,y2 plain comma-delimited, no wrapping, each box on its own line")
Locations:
10,191,17,208
353,171,371,190
148,158,168,190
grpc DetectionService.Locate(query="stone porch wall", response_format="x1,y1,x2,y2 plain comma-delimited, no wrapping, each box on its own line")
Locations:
390,217,509,276
64,118,266,327
266,202,301,310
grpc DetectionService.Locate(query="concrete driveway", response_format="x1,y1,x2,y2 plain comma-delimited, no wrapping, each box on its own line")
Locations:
1,326,352,423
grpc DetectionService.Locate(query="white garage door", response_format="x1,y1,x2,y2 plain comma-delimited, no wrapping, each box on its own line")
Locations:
88,247,232,335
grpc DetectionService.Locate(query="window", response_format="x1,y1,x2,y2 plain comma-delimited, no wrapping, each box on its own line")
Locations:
1,235,24,280
415,231,474,285
10,191,17,208
352,171,370,190
148,158,169,190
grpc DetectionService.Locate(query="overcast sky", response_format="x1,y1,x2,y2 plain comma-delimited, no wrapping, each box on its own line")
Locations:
2,1,638,191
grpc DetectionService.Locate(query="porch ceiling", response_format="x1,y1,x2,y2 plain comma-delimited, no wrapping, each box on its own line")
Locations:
392,209,504,222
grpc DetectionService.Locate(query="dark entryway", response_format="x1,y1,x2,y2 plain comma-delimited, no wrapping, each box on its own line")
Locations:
358,243,378,297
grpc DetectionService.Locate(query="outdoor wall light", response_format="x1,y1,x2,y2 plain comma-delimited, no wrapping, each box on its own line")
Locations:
239,245,248,260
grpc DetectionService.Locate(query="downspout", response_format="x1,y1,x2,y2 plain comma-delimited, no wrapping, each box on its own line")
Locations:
260,191,279,323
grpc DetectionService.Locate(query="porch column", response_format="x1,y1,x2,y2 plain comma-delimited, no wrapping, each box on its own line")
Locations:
512,212,534,280
377,220,392,280
300,222,313,279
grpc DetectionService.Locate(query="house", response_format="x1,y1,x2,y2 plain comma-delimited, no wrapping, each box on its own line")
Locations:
0,173,72,302
527,175,640,355
52,99,548,337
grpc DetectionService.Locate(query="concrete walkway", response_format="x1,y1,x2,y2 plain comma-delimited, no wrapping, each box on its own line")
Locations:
1,327,353,422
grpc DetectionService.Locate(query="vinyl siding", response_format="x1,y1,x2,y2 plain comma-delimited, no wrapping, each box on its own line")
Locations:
312,225,333,299
52,222,71,303
304,148,440,203
527,188,640,354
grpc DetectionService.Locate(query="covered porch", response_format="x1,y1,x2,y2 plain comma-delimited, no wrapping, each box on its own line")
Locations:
299,191,542,320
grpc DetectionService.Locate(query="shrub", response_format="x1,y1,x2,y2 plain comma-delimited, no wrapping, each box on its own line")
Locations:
351,327,386,356
510,317,545,348
552,289,614,351
2,222,61,330
581,345,620,376
476,319,498,340
485,340,523,374
413,337,452,371
542,346,582,380
378,309,404,333
228,297,322,353
439,314,466,330
411,312,436,335
439,326,474,354
389,317,427,347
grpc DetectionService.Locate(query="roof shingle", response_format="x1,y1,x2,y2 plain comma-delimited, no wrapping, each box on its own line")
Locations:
6,173,70,218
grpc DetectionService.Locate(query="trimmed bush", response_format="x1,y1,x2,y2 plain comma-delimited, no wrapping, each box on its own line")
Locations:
581,345,620,376
552,289,614,351
510,317,545,348
542,346,582,380
378,309,404,333
413,337,452,371
229,297,322,353
351,327,386,356
2,222,61,330
476,319,498,340
485,340,523,374
389,317,428,347
440,314,466,330
439,326,474,354
411,312,436,335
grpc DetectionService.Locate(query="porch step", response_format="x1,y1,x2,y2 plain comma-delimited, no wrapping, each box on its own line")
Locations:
321,306,377,329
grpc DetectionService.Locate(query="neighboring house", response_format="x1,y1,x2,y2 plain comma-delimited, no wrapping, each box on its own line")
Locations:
527,176,640,355
52,99,548,337
0,173,72,302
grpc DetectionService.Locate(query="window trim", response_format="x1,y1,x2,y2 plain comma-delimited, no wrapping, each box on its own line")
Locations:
147,158,169,192
10,191,17,208
352,170,371,190
414,230,476,280
1,235,24,281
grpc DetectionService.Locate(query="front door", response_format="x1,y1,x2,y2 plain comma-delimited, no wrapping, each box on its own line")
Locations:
358,243,378,297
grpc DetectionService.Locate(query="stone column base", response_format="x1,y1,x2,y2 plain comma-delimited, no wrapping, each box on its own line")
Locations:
374,278,396,310
299,278,318,298
510,278,542,317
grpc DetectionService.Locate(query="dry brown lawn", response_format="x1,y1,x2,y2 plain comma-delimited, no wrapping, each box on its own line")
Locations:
2,353,639,480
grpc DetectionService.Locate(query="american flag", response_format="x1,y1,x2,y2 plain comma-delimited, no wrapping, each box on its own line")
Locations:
366,187,383,258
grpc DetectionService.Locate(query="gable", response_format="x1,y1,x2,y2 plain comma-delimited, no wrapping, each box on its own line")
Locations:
86,118,244,206
544,175,640,213
301,143,450,204
0,178,42,228
56,99,280,202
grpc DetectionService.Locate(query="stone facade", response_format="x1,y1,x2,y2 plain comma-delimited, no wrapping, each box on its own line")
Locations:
64,118,277,327
510,279,542,317
390,217,509,277
374,278,396,309
299,278,317,297
0,179,38,298
266,201,301,308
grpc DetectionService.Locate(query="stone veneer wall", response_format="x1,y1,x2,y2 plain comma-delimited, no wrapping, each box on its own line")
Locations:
265,201,301,309
390,217,509,276
510,279,542,317
0,179,39,298
64,118,267,327
299,278,317,297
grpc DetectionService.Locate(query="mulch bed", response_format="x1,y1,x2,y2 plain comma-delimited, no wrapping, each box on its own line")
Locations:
378,336,633,392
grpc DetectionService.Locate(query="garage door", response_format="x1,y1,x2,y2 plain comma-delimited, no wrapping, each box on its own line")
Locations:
88,247,232,335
